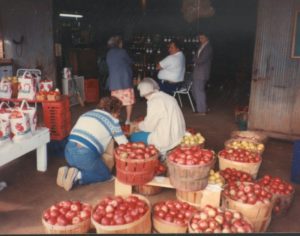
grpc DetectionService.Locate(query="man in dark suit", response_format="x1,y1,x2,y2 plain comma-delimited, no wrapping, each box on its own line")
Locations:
192,32,213,115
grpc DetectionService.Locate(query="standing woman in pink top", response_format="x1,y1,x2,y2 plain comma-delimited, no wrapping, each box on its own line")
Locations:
106,35,135,125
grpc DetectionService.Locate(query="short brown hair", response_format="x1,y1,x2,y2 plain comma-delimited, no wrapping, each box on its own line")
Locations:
97,96,123,115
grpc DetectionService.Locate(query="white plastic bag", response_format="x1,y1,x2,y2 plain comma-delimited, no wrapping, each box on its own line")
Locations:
0,79,12,99
17,71,37,100
0,102,12,121
20,100,37,133
10,108,32,142
39,80,53,92
0,118,11,146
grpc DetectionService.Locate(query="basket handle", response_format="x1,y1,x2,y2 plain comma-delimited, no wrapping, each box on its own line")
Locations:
0,101,11,110
20,99,30,110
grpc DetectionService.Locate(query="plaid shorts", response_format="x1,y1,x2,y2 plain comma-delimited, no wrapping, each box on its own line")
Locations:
111,88,136,106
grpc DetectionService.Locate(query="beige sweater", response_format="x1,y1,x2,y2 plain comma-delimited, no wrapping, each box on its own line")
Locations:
138,91,186,153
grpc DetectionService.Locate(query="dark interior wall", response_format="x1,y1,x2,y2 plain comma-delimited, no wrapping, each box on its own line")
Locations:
54,0,257,100
0,0,56,82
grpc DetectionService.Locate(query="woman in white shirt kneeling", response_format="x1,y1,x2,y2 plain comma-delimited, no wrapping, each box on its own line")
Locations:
130,78,186,157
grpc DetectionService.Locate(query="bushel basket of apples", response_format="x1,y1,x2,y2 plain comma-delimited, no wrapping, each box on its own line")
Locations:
257,175,295,217
91,194,151,234
134,161,167,196
218,148,262,179
114,142,159,185
222,181,273,232
42,200,92,234
230,130,268,144
188,205,253,233
180,132,205,148
224,138,265,155
220,168,254,184
152,200,197,233
167,146,216,191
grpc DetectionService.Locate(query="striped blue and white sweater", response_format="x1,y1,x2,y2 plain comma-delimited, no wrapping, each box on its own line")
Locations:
69,109,128,155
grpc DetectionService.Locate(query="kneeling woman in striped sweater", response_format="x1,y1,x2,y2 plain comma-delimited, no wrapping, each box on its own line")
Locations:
56,96,128,191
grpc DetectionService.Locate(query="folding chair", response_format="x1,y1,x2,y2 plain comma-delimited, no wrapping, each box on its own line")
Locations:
173,75,196,112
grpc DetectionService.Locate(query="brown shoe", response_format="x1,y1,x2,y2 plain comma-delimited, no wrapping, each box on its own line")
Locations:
64,167,79,191
56,166,68,188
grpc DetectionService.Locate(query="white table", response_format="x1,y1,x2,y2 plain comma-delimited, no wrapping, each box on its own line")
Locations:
0,127,50,171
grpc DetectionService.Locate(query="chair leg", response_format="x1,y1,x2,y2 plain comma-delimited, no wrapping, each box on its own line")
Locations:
187,92,196,112
178,94,183,108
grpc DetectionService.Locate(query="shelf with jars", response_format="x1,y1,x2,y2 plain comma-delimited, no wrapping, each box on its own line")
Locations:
128,34,200,81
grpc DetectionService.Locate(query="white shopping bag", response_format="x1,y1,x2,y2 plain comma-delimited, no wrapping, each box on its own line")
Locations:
0,79,12,99
0,118,11,146
10,108,32,142
0,102,12,121
39,80,53,92
17,71,37,100
20,100,37,133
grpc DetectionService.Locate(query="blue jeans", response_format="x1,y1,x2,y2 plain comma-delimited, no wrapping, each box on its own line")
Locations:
158,80,182,95
130,131,150,144
64,141,111,184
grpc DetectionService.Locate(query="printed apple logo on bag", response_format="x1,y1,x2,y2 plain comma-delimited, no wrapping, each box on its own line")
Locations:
15,123,24,132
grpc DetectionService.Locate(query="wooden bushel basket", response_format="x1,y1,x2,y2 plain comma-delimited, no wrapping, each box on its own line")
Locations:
42,217,91,234
167,155,216,192
91,194,151,234
152,216,187,233
272,190,295,217
134,185,163,196
115,151,158,185
231,130,268,144
224,138,265,155
221,193,273,232
176,184,223,209
218,153,262,179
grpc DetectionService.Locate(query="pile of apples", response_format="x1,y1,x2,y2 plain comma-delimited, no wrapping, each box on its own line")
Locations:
223,182,273,205
180,132,205,147
208,170,225,187
154,161,167,176
189,205,253,233
92,195,149,226
220,168,253,183
257,175,294,215
115,142,158,160
226,139,264,153
168,146,214,166
218,148,261,163
257,175,294,195
42,200,92,226
153,200,197,227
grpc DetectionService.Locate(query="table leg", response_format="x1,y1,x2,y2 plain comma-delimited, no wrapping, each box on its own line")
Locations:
37,144,47,172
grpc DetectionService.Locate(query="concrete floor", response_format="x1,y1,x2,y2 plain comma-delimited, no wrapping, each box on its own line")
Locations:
0,93,299,234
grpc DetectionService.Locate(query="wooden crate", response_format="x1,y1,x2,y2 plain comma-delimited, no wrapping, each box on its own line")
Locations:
176,184,222,209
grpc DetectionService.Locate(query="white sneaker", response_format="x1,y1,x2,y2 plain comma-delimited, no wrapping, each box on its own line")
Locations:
125,120,131,125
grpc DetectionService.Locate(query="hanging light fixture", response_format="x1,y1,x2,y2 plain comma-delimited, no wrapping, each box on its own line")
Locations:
59,13,83,18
